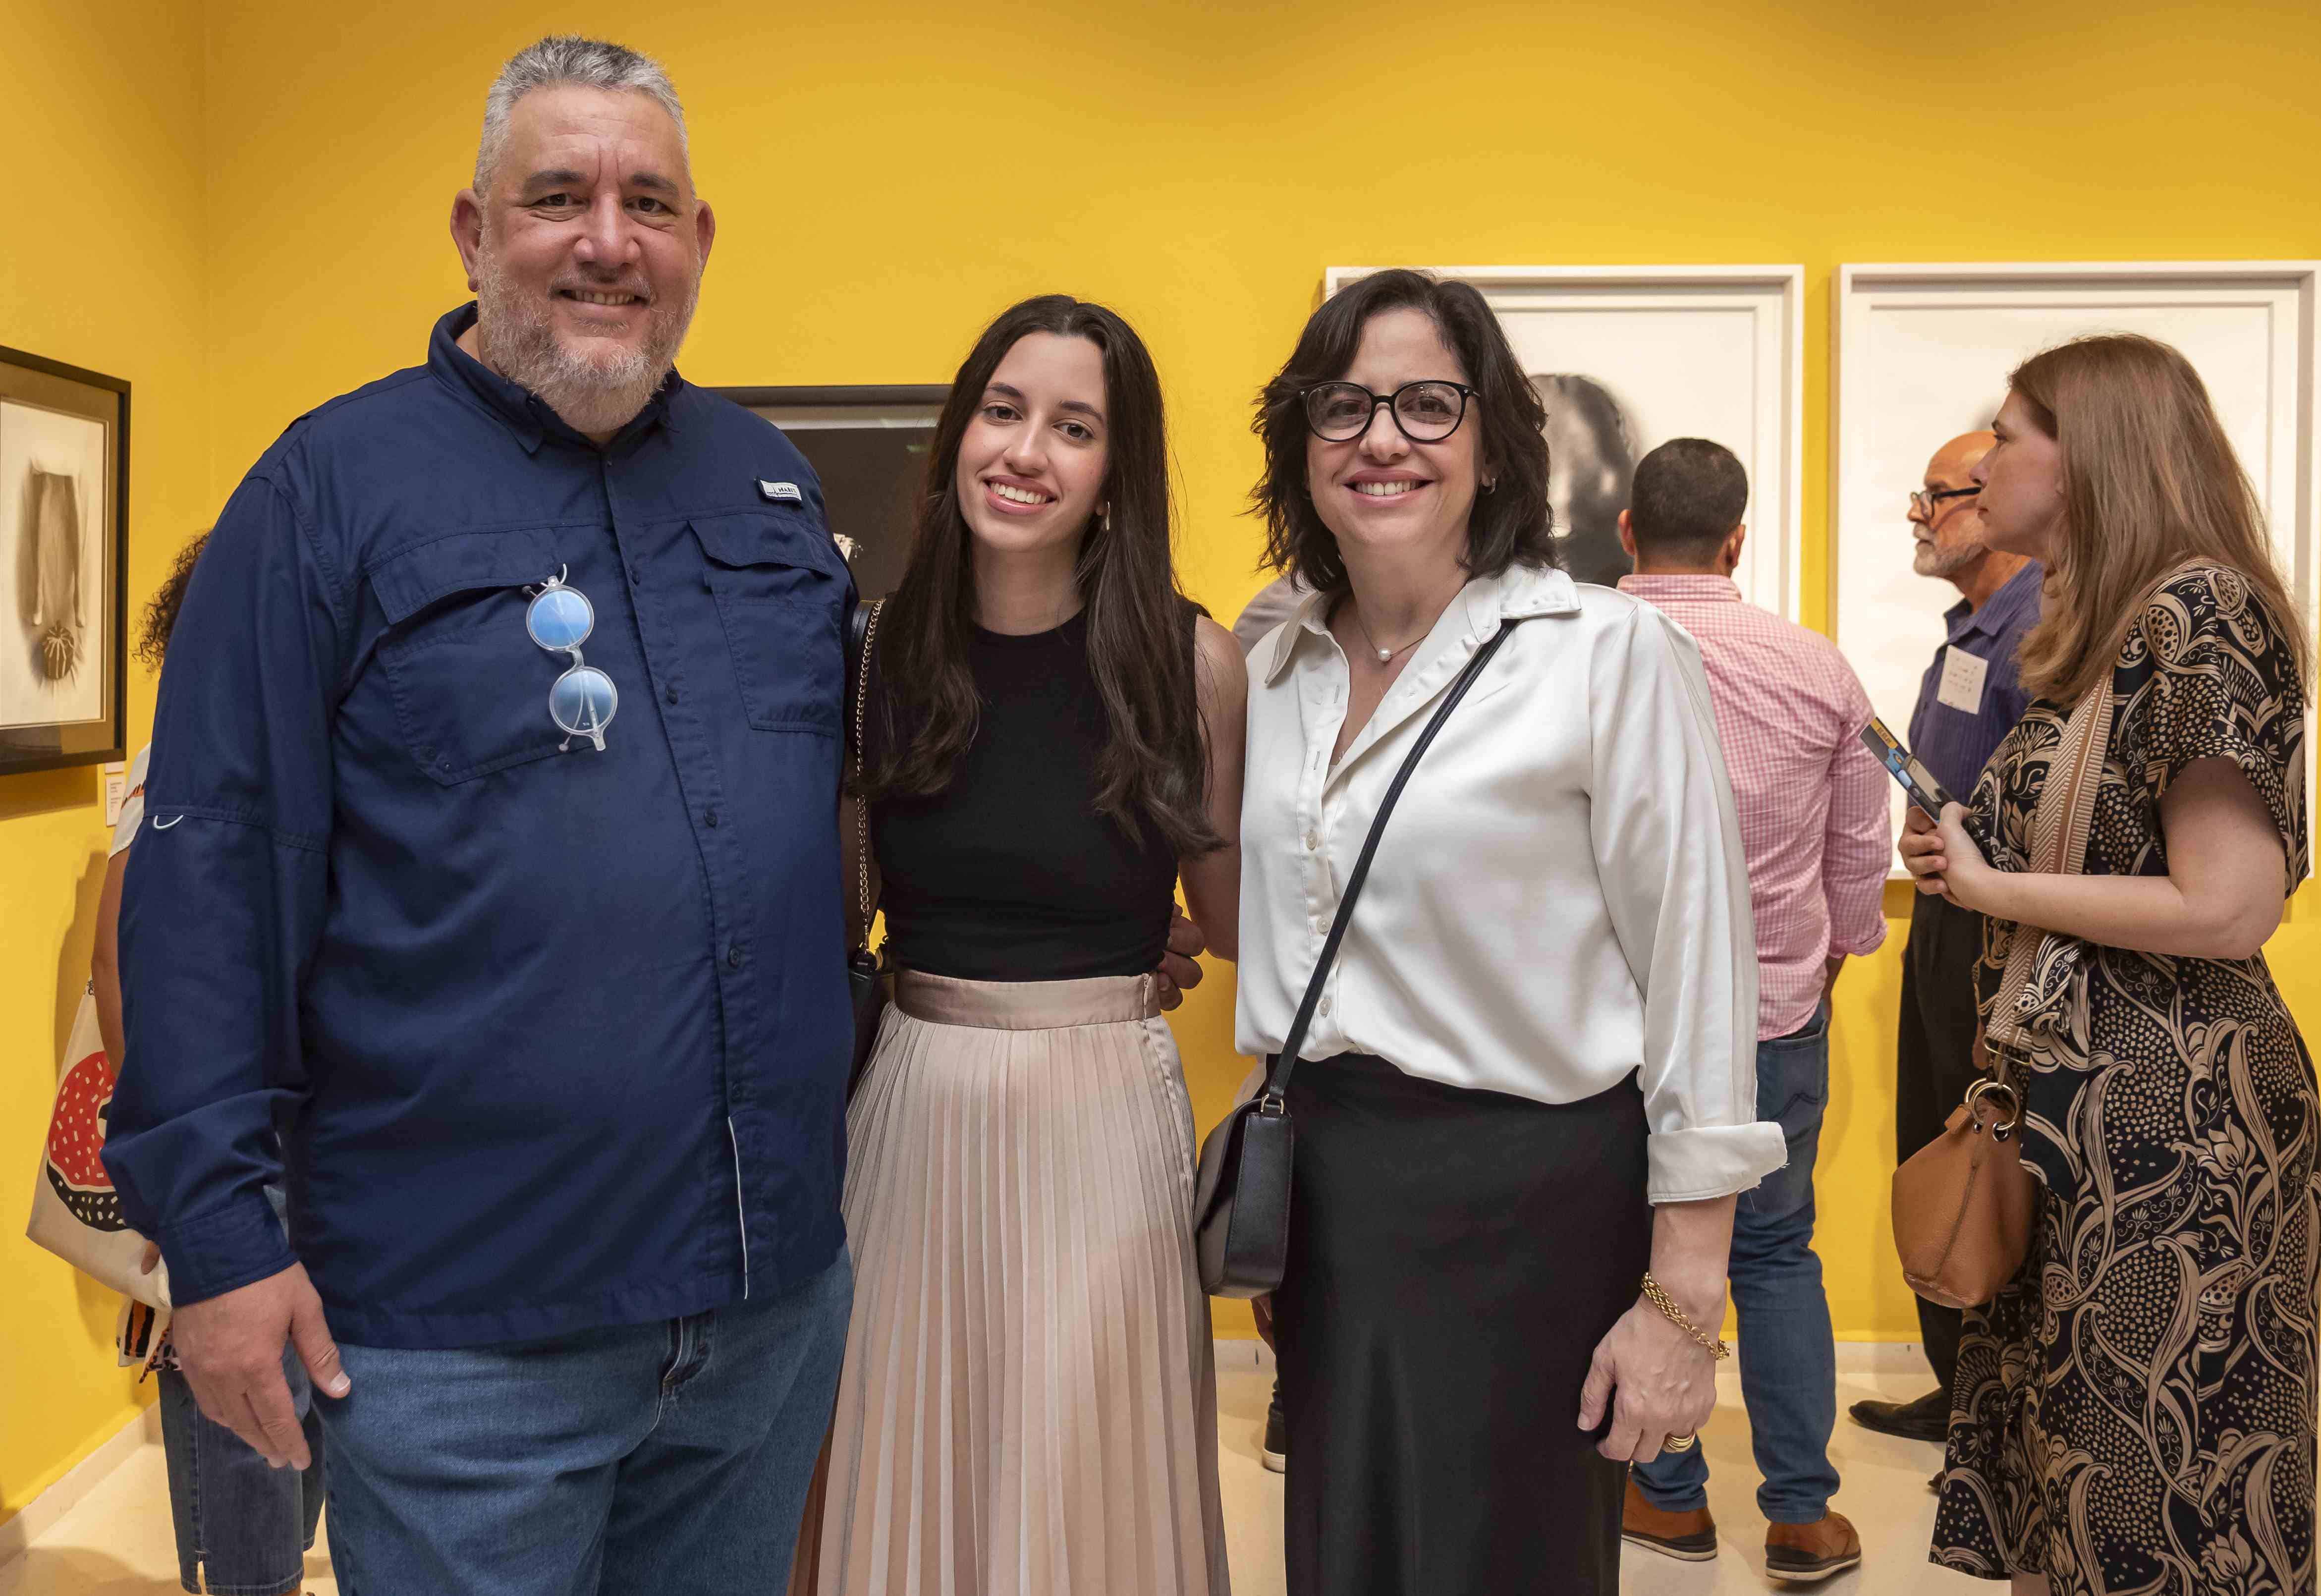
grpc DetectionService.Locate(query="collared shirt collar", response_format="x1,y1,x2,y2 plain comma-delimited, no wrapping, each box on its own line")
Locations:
1947,558,2045,645
1617,573,1742,605
1258,560,1580,686
427,302,684,458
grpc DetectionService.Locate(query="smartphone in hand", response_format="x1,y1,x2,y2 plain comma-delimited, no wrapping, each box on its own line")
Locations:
1860,717,1956,822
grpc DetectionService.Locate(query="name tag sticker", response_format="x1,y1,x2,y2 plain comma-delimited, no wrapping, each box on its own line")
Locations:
1936,646,1990,714
758,480,804,504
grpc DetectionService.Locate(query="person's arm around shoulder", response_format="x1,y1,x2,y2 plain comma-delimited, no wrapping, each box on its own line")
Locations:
103,470,353,1470
1574,600,1782,1462
1178,614,1246,964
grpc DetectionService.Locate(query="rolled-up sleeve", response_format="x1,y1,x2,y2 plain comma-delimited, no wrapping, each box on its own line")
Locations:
1589,607,1787,1203
102,470,346,1305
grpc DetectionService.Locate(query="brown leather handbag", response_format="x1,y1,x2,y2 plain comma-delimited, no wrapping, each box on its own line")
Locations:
1892,1071,2037,1308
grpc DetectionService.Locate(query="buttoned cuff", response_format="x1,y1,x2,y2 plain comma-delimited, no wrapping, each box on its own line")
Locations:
158,1191,297,1307
1647,1122,1790,1204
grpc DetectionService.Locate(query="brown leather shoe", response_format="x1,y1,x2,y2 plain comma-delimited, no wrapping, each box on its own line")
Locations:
1766,1511,1862,1582
1621,1477,1718,1562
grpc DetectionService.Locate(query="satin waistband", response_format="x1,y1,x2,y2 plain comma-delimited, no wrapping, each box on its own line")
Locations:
892,970,1162,1030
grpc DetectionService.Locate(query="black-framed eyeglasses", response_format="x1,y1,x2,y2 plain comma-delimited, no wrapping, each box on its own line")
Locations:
1301,381,1478,443
1910,486,1980,517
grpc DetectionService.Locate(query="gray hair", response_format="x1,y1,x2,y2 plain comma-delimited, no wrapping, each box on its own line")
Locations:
475,36,688,193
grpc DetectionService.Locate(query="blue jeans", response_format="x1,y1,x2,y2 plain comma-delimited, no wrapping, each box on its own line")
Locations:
158,1345,326,1595
316,1252,851,1596
1633,1004,1839,1525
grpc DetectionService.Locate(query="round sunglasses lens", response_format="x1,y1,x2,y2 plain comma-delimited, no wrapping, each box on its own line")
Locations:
1395,384,1464,440
1305,384,1373,440
549,664,618,738
528,585,594,652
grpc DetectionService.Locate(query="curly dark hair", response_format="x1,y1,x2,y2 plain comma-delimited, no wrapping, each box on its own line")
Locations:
136,531,211,670
1251,270,1556,597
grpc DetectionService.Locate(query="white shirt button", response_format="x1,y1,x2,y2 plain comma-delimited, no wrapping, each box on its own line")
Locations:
1304,829,1319,850
1319,995,1333,1016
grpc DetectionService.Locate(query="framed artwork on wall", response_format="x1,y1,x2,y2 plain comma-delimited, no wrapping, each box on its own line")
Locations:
1833,261,2321,853
720,384,947,603
0,345,128,777
1323,265,1806,617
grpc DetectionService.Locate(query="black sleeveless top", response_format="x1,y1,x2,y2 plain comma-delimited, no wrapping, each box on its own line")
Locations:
869,611,1179,981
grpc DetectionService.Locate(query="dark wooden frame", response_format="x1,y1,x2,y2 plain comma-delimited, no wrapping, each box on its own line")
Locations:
0,343,130,777
715,384,948,410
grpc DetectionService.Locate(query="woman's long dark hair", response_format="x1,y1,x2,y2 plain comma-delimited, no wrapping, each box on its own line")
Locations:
861,295,1220,857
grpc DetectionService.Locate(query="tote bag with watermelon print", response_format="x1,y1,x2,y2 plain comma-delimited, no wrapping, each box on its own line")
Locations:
25,979,170,1309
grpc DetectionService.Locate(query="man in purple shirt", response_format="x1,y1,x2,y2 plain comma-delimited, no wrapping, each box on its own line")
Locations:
1850,430,2043,1449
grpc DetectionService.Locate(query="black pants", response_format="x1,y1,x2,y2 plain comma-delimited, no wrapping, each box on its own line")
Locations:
1274,1055,1651,1596
1895,891,1987,1394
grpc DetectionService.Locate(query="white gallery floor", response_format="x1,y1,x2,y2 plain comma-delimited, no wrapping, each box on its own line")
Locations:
2,1343,1984,1595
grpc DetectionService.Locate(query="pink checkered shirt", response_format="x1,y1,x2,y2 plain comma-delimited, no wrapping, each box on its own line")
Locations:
1619,576,1890,1039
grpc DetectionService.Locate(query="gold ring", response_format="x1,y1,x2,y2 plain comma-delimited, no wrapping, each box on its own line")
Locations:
1663,1432,1698,1452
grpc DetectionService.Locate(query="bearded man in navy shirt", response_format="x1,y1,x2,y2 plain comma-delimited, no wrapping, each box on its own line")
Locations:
108,36,867,1594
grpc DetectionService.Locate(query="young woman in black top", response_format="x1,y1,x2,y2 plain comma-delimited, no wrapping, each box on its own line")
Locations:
791,296,1244,1596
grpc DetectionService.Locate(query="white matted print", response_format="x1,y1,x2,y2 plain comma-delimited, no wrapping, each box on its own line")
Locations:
1325,266,1805,617
1834,262,2321,850
0,398,109,730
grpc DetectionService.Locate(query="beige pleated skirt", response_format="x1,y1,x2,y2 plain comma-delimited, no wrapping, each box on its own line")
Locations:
790,970,1230,1596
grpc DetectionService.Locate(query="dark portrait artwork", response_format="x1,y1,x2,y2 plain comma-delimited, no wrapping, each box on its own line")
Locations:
1533,372,1637,589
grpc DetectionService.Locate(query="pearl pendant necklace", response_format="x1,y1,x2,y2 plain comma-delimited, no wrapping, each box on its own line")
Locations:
1350,607,1421,666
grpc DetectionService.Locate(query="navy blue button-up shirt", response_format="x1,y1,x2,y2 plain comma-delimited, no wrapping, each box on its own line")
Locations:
1905,559,2045,799
105,306,854,1349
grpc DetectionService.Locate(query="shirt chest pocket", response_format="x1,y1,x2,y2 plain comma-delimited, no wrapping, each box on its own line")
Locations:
690,511,845,735
370,530,573,785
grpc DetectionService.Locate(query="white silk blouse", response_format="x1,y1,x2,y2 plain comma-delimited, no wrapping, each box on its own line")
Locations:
1233,562,1786,1204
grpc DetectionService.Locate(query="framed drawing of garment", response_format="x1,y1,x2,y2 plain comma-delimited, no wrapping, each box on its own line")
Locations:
0,345,128,777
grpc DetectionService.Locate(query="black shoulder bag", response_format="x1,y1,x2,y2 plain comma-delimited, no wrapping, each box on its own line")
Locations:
844,599,888,1094
1192,618,1523,1298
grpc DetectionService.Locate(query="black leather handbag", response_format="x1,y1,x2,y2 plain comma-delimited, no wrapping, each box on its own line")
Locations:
845,599,888,1095
1192,618,1523,1298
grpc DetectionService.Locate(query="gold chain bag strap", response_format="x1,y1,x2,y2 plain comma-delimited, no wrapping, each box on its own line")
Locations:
844,600,888,1096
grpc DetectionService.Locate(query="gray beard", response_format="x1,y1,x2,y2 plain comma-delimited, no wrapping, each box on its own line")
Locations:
1914,535,1984,581
473,253,697,436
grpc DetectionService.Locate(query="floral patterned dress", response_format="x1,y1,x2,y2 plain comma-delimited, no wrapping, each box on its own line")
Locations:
1932,566,2317,1594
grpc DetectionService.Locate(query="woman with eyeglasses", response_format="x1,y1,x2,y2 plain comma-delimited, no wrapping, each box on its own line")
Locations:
790,295,1242,1596
1902,335,2313,1596
1235,269,1783,1594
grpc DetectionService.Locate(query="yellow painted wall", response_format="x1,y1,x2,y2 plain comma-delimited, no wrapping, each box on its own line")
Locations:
195,0,2321,1353
11,0,2321,1517
0,0,211,1519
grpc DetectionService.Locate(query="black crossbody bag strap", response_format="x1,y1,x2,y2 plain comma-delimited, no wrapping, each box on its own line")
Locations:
1257,617,1521,1105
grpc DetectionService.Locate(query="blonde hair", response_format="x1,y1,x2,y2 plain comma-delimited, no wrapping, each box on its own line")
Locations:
2010,333,2309,706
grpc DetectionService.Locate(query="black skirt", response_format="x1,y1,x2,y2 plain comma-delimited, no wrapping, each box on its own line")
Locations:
1273,1054,1652,1596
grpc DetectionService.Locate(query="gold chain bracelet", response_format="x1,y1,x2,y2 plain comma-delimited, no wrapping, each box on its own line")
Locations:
1640,1272,1731,1360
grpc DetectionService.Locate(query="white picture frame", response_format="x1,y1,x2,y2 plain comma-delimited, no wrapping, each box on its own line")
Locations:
1834,261,2321,856
1324,265,1806,618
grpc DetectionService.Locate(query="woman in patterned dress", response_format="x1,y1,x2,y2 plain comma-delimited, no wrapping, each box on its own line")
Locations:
1900,333,2314,1595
